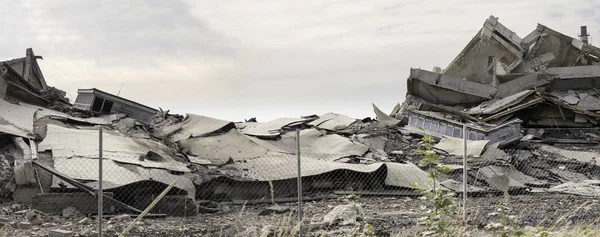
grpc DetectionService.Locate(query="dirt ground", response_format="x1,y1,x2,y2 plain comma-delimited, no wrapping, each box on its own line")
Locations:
0,193,598,236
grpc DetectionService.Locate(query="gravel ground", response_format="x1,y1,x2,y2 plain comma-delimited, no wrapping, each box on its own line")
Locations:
0,193,598,236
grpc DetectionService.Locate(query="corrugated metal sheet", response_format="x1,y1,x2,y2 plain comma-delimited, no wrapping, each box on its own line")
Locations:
52,157,195,198
154,114,233,142
549,180,600,197
309,113,357,131
478,165,548,188
178,128,269,164
38,124,190,172
236,117,311,138
227,154,383,181
226,154,429,189
245,129,369,161
21,103,124,125
538,145,600,163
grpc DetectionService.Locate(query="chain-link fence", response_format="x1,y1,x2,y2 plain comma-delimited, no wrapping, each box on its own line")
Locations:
7,125,600,236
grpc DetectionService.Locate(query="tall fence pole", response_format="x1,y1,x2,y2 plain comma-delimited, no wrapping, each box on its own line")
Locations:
462,124,467,223
296,129,303,236
98,127,103,237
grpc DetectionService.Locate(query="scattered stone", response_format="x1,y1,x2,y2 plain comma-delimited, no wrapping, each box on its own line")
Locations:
30,218,44,225
52,216,66,224
79,228,93,237
238,226,259,237
41,223,53,228
61,222,74,229
389,150,404,155
62,207,80,218
18,221,31,229
14,210,27,215
258,205,292,216
78,217,90,225
110,214,131,222
25,209,46,225
49,229,74,237
323,203,365,226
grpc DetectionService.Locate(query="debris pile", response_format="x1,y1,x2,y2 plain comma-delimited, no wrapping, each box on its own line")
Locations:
0,16,600,235
392,16,600,197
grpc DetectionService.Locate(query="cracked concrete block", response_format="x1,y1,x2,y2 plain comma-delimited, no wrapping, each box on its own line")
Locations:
49,229,74,237
0,78,6,99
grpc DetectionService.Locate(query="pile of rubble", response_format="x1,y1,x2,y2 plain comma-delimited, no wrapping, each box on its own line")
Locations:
392,16,600,196
0,48,428,221
1,15,600,235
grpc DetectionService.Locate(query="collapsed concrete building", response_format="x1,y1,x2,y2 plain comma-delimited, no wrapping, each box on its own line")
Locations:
0,49,431,217
1,16,600,221
400,16,600,141
395,16,600,196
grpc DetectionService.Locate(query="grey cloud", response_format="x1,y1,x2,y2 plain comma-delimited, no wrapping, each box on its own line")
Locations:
0,2,41,58
25,0,239,66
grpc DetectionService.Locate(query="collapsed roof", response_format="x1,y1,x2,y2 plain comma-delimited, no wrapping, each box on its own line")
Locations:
1,15,600,217
398,15,600,142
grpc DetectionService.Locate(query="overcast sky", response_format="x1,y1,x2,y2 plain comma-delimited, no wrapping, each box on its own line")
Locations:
2,0,598,121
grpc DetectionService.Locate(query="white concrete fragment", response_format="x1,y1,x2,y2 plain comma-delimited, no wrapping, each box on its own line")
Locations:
236,117,311,138
178,128,269,164
323,203,365,226
0,99,36,137
309,113,357,131
550,180,600,197
434,136,489,157
372,103,400,126
154,114,233,142
12,137,36,185
38,124,190,172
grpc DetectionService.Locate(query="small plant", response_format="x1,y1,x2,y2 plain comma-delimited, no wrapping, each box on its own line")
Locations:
337,194,359,203
413,134,458,236
485,203,526,237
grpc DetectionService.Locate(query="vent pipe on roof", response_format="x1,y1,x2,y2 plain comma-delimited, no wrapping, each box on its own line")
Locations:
579,26,590,44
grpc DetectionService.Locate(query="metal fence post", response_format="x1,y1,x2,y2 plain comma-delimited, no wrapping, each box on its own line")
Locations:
462,124,467,223
98,127,103,237
296,129,303,236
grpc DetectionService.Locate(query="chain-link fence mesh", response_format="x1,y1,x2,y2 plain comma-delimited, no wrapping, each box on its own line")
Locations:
4,125,600,236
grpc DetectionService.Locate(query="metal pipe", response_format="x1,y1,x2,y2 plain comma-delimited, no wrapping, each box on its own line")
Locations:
296,129,303,237
462,124,467,223
98,127,103,237
119,181,176,237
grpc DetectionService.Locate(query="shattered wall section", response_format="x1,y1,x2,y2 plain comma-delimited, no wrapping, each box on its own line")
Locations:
519,24,596,70
407,68,496,105
443,16,524,84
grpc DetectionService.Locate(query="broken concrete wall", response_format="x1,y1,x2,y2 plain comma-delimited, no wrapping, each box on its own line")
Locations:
0,77,6,100
0,48,48,92
546,66,600,91
520,24,592,69
407,68,496,105
443,16,523,84
496,73,551,98
11,137,35,186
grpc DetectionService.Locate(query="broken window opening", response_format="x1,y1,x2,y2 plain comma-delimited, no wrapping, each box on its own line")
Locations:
91,97,104,112
90,96,114,114
101,100,114,114
493,30,521,51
